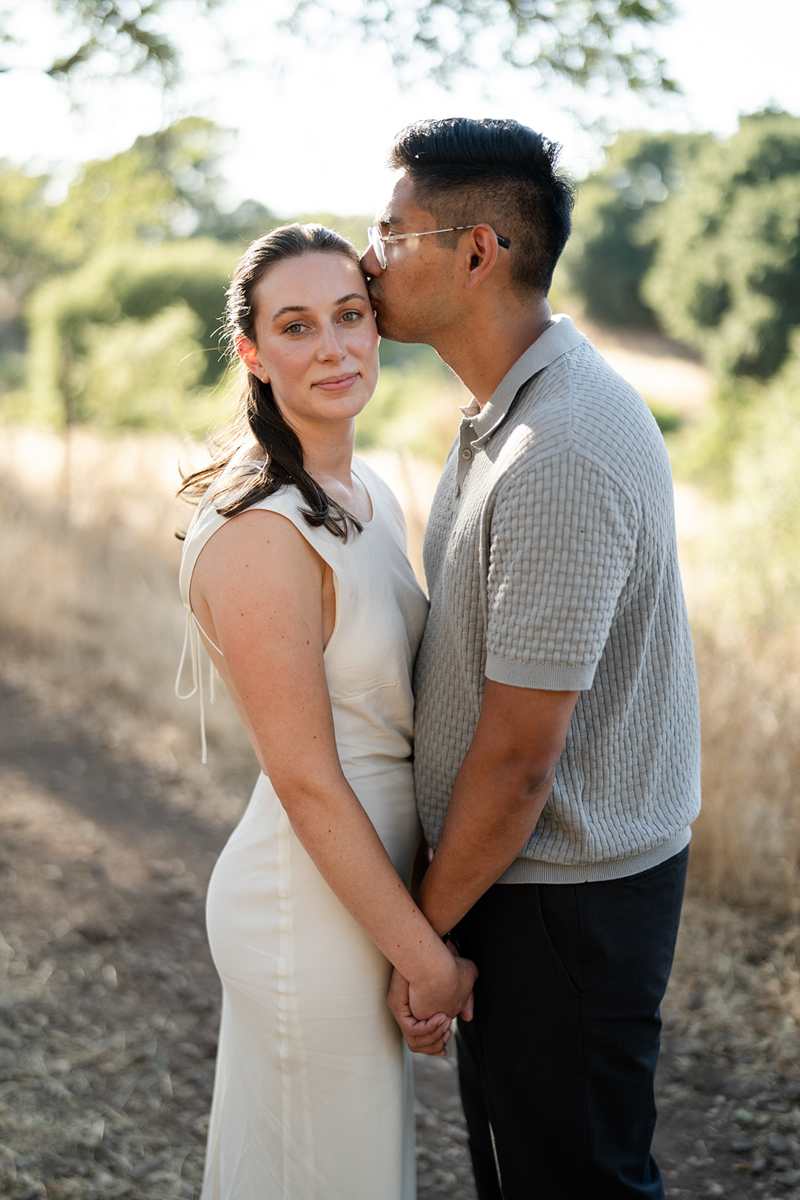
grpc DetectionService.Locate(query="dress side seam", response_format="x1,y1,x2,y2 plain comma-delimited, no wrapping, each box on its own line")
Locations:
276,806,316,1197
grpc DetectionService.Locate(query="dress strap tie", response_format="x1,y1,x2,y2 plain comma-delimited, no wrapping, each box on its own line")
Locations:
175,606,217,764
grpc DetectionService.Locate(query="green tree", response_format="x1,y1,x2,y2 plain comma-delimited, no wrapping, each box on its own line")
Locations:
559,129,708,328
0,118,275,326
2,0,677,95
0,117,274,394
76,302,211,431
46,117,275,262
643,111,800,383
0,0,216,82
288,0,678,92
26,239,237,429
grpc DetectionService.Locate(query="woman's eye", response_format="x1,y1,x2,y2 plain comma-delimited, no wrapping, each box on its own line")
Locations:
284,322,307,335
340,309,363,324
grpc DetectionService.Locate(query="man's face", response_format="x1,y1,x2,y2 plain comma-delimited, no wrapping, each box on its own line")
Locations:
361,174,460,345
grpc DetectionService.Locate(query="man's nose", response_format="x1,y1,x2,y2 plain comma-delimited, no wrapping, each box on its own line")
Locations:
360,244,383,275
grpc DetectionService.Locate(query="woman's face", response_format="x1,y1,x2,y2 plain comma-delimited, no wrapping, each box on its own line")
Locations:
237,252,379,436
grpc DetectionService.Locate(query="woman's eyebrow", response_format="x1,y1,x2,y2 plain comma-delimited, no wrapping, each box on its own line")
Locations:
272,294,366,321
272,304,307,320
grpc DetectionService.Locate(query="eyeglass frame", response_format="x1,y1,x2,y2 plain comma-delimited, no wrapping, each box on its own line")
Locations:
366,224,510,270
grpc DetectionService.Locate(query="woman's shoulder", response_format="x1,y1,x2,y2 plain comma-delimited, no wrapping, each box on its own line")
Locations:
179,479,307,606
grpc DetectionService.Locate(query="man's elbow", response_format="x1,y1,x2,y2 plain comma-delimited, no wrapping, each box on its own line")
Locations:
494,751,558,810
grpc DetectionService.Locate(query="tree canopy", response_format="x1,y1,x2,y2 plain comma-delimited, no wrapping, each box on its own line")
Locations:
0,118,274,297
26,238,238,429
643,110,800,382
289,0,677,91
1,0,677,95
559,128,708,328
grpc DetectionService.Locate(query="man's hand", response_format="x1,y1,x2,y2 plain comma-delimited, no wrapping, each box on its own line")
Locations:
407,947,477,1025
388,969,453,1056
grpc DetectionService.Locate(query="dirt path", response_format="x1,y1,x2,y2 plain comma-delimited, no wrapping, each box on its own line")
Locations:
2,646,799,1200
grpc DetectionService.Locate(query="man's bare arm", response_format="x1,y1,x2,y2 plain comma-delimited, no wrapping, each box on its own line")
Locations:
416,679,579,935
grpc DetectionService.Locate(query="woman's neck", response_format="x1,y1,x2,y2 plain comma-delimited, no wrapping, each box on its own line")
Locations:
292,419,371,523
294,418,356,485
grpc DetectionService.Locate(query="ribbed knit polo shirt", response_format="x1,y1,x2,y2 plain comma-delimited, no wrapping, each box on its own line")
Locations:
413,314,701,884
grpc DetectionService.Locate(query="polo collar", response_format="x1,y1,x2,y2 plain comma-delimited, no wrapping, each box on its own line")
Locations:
461,314,586,448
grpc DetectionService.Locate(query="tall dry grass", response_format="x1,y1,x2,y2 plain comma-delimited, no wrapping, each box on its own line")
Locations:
689,625,800,911
2,424,798,914
0,428,440,789
0,427,256,795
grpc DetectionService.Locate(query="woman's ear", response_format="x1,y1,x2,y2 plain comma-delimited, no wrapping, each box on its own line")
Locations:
235,334,267,381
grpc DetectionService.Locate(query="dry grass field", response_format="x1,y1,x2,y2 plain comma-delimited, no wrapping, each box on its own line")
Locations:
1,415,800,1199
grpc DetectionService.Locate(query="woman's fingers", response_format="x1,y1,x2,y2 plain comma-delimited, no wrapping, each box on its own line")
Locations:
404,1015,453,1056
387,969,456,1055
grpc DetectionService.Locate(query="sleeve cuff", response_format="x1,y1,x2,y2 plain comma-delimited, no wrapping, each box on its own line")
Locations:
485,652,597,691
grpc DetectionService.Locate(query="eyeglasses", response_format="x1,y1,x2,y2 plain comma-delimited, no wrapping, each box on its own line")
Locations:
366,225,510,270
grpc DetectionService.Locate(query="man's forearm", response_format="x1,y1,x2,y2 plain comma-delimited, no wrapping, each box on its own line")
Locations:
416,748,555,936
416,680,579,936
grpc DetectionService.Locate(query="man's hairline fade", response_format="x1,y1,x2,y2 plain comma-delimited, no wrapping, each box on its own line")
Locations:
388,117,575,298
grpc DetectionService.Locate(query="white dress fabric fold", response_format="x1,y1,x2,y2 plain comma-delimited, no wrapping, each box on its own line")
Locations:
179,460,428,1200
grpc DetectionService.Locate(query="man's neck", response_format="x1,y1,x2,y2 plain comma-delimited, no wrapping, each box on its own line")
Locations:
433,296,554,408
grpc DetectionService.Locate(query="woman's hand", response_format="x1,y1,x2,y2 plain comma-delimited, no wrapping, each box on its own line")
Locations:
387,970,453,1057
388,950,478,1055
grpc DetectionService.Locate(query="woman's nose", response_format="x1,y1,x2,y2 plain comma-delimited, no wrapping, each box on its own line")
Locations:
317,326,346,360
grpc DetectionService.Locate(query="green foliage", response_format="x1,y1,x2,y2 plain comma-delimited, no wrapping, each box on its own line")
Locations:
694,333,800,627
288,0,678,94
26,239,237,428
0,166,62,292
48,118,272,261
74,303,207,430
560,130,708,328
0,119,276,301
643,111,800,384
1,0,218,81
4,0,677,97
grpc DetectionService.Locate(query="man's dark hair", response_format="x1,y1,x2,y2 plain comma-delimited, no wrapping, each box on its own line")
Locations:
390,117,574,296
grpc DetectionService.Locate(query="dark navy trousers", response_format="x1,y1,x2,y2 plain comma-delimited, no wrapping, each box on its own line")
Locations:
454,846,689,1200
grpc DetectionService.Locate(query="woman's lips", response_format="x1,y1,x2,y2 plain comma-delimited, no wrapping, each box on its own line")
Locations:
313,373,359,392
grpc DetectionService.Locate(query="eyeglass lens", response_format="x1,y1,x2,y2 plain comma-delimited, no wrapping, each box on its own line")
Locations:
368,227,387,270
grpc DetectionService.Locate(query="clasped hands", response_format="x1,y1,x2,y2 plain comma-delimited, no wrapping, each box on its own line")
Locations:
387,942,478,1057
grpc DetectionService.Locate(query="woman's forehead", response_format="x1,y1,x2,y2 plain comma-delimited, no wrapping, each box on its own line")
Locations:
260,252,364,294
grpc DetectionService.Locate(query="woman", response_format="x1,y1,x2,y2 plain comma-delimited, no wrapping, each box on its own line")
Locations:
177,224,477,1200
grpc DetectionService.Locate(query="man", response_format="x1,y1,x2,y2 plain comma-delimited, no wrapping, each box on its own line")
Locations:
361,117,701,1200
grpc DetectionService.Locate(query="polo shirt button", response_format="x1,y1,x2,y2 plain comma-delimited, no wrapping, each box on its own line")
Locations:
461,448,473,460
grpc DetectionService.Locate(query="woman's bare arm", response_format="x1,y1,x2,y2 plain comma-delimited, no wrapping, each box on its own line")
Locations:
190,508,476,1023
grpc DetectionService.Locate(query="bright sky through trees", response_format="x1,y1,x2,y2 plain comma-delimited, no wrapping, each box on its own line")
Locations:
0,0,798,221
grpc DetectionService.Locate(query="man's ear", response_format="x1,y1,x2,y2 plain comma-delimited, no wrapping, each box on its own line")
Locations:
235,334,266,381
464,225,504,292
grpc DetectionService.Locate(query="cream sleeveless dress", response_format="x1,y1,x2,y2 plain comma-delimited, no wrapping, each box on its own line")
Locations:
178,459,428,1200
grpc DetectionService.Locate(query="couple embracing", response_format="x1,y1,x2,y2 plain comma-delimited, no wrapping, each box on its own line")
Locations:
178,116,701,1200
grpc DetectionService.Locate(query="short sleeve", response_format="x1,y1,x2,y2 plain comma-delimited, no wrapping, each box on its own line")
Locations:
485,450,638,690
